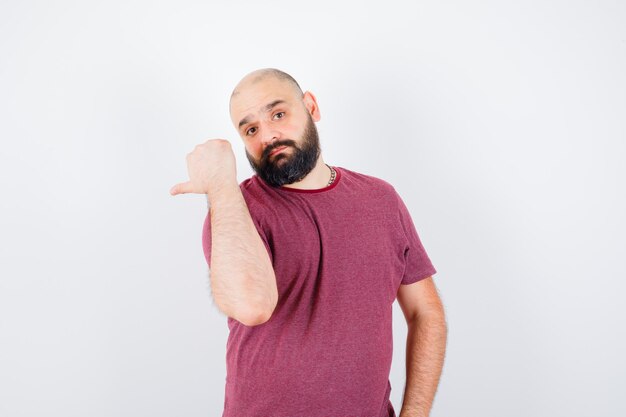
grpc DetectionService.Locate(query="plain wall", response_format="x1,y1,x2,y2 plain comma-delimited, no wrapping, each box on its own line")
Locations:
1,1,624,416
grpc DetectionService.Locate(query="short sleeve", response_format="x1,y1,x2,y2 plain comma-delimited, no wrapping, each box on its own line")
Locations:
394,190,437,285
201,209,273,268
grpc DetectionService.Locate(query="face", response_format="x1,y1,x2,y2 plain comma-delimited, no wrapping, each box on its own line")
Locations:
245,113,320,187
230,76,322,187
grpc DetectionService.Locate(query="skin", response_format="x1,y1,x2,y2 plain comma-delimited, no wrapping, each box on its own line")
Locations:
397,277,448,417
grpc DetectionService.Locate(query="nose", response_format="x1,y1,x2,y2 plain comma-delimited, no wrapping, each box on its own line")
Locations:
259,122,281,149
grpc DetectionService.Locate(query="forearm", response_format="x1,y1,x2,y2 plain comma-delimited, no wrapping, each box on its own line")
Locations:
400,312,447,417
207,180,278,326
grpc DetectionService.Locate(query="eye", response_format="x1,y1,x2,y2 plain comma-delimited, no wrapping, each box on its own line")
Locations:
273,111,285,120
245,126,257,136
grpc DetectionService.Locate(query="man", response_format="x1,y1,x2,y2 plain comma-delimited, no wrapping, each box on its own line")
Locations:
170,68,447,417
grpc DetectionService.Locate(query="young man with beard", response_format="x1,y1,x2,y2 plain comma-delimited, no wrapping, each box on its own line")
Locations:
170,68,447,417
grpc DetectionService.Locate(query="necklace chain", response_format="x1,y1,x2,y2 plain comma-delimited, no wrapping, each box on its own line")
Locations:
325,164,336,187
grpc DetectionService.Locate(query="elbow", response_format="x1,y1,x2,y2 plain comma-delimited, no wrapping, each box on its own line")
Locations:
216,297,275,327
215,271,278,327
240,273,278,326
236,305,275,327
235,290,277,327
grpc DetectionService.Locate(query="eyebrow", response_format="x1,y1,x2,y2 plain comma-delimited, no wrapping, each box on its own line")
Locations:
238,99,286,130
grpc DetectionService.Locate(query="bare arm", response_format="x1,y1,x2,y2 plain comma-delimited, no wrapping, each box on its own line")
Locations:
171,138,277,327
206,180,278,326
399,311,447,417
397,278,447,417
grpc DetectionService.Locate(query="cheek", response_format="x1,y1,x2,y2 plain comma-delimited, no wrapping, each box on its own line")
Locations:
283,123,300,136
247,142,263,159
256,142,265,156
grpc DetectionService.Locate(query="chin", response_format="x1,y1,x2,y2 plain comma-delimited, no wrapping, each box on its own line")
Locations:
269,153,290,165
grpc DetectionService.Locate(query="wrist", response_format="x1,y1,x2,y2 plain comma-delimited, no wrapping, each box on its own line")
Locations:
206,177,240,202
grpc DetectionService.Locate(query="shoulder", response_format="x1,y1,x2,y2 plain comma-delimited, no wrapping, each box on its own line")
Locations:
337,166,398,198
239,176,261,202
237,175,274,219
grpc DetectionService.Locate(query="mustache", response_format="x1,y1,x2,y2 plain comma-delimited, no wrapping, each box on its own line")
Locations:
262,140,297,160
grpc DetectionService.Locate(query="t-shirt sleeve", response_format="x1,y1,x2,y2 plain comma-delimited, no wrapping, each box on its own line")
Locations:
394,190,437,285
201,209,273,268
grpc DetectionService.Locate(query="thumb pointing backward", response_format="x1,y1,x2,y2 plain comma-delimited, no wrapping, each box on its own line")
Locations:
170,182,191,196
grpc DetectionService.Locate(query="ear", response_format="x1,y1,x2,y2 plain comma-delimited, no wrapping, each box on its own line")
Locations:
302,91,321,122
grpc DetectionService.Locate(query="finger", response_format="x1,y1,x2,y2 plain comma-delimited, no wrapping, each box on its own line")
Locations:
170,182,192,196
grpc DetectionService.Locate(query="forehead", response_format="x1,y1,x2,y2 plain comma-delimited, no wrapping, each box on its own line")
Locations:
230,77,299,122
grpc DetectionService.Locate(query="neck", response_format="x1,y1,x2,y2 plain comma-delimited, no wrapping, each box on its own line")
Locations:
280,156,332,190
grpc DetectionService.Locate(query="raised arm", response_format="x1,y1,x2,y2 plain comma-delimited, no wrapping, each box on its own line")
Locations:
170,139,278,326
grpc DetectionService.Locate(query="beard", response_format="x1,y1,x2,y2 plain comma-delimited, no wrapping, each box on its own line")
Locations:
245,114,321,188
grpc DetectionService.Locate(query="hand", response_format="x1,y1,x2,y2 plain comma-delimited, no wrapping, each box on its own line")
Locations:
170,139,237,196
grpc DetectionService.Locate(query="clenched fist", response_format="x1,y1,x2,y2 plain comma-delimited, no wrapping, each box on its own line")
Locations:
170,139,238,196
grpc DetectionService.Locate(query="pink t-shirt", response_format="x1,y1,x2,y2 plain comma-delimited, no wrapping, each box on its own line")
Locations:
202,166,437,417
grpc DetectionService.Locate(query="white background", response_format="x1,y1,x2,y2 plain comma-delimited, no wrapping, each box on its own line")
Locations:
1,1,625,416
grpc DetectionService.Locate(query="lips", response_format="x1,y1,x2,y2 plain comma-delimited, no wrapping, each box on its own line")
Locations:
269,146,287,156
